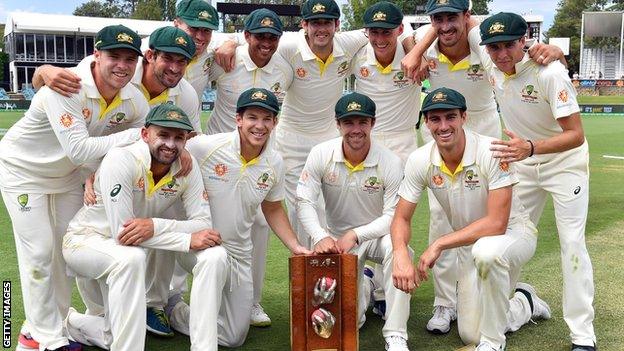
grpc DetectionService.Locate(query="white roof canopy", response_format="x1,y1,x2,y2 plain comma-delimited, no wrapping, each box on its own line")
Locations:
4,12,171,37
582,11,624,38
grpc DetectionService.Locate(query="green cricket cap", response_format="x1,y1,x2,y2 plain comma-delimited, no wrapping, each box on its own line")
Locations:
301,0,340,20
94,25,142,56
149,26,196,60
244,9,283,36
335,92,376,120
176,0,219,30
421,87,467,113
479,12,528,45
363,2,403,29
425,0,469,15
236,88,280,115
145,103,194,131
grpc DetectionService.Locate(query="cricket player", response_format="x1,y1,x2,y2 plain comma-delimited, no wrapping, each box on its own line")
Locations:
62,104,220,351
391,88,551,351
472,13,596,351
0,25,148,351
164,88,311,350
400,0,567,333
296,92,412,351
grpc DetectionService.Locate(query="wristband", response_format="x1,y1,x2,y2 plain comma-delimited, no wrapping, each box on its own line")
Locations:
527,139,534,157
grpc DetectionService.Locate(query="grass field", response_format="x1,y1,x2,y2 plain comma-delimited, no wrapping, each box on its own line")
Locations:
0,111,623,350
577,95,624,104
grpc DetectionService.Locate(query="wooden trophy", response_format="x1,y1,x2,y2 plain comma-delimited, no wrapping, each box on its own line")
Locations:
289,253,358,351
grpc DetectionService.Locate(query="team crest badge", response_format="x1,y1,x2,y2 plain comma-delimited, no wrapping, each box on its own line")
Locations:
558,89,569,103
347,101,361,112
363,176,382,193
499,162,509,172
372,11,386,22
271,82,281,93
60,113,74,127
251,91,268,101
112,112,125,123
176,36,188,46
432,91,447,102
198,10,211,20
432,175,444,186
82,108,92,120
393,71,405,81
437,0,449,4
257,172,271,190
312,3,326,13
337,61,349,75
464,169,480,190
18,194,31,212
117,33,133,44
470,64,481,74
521,84,539,103
260,17,274,27
167,178,176,189
215,163,228,177
167,111,182,120
296,67,307,78
359,67,370,78
489,22,505,34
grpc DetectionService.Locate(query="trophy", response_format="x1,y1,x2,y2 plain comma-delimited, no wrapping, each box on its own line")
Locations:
290,253,358,351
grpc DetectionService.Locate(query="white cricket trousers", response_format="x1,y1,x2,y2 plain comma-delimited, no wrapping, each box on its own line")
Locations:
457,223,537,349
420,111,502,310
274,124,335,249
169,250,253,351
354,235,412,339
372,128,418,166
62,233,147,351
514,143,595,346
1,188,82,350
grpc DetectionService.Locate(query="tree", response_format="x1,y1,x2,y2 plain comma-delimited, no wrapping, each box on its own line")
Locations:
131,0,163,20
341,0,492,30
73,0,126,18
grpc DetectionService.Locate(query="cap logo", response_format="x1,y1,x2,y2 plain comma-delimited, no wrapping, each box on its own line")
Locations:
489,22,505,34
436,0,449,4
176,36,188,46
372,11,387,22
117,33,134,44
312,3,326,13
251,91,268,101
198,10,211,20
432,92,447,102
346,101,361,112
167,111,182,120
260,17,274,27
94,40,102,48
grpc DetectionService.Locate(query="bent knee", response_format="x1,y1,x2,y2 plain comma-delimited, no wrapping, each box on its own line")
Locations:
458,325,480,346
220,327,248,348
196,246,228,268
116,248,147,271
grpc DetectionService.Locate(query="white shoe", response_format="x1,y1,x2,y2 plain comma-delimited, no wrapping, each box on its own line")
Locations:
475,341,504,351
515,282,551,320
385,335,409,351
250,303,271,327
426,305,456,334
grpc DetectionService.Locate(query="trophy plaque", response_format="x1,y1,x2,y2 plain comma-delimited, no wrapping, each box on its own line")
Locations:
289,253,358,351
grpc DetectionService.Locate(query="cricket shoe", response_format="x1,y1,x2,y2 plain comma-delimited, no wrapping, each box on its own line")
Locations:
146,307,174,337
515,282,551,320
17,332,82,351
426,305,456,334
571,344,596,351
475,341,504,351
250,303,271,327
385,335,409,351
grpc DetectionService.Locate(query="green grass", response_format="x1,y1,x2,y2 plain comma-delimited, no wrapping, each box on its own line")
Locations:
0,113,623,350
577,95,624,104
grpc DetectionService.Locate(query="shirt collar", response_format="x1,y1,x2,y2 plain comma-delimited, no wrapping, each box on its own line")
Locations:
331,138,381,168
238,45,275,74
365,40,405,72
298,30,346,61
430,130,477,169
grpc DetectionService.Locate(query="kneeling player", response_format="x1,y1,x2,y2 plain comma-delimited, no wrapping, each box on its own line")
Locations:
391,88,550,351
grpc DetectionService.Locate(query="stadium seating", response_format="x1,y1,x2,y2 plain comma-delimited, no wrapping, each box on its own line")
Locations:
0,88,9,100
20,87,35,100
202,89,216,103
580,47,622,79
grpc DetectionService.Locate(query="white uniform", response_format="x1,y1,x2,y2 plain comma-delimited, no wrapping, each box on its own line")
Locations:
296,138,411,340
351,41,421,163
0,62,146,350
167,131,285,350
469,28,595,345
399,131,537,348
415,25,504,312
62,140,216,351
183,48,216,102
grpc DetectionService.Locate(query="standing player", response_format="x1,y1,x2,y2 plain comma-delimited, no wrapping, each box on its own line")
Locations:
62,104,220,351
391,88,551,351
0,25,148,351
473,13,596,351
165,88,311,350
296,92,411,351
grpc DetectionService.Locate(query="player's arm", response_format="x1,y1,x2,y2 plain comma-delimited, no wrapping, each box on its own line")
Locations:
417,186,512,282
261,200,312,255
390,197,418,294
401,24,436,81
44,88,140,165
32,64,81,95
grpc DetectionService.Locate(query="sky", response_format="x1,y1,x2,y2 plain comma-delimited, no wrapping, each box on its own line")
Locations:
1,0,559,37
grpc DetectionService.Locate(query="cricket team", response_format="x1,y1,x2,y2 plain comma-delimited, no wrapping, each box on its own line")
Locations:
0,0,596,350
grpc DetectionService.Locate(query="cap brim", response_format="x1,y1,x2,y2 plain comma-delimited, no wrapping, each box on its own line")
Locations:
181,17,219,30
247,28,283,36
152,45,193,60
336,111,375,119
98,43,143,56
303,14,340,20
421,103,465,112
479,34,524,45
426,7,465,15
364,22,400,29
239,101,280,114
146,120,195,131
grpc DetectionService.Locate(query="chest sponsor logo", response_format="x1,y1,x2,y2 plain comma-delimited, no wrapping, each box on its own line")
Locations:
18,194,31,212
463,169,481,190
82,108,92,121
466,64,484,81
393,71,410,88
107,112,126,128
362,176,382,194
499,162,509,172
432,174,444,187
60,113,74,128
296,67,307,79
158,178,180,198
256,172,272,192
323,171,338,185
520,84,539,104
359,67,370,78
209,163,230,182
337,61,350,76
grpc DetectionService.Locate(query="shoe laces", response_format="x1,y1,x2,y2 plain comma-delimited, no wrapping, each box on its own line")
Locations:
431,305,452,320
153,308,169,325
